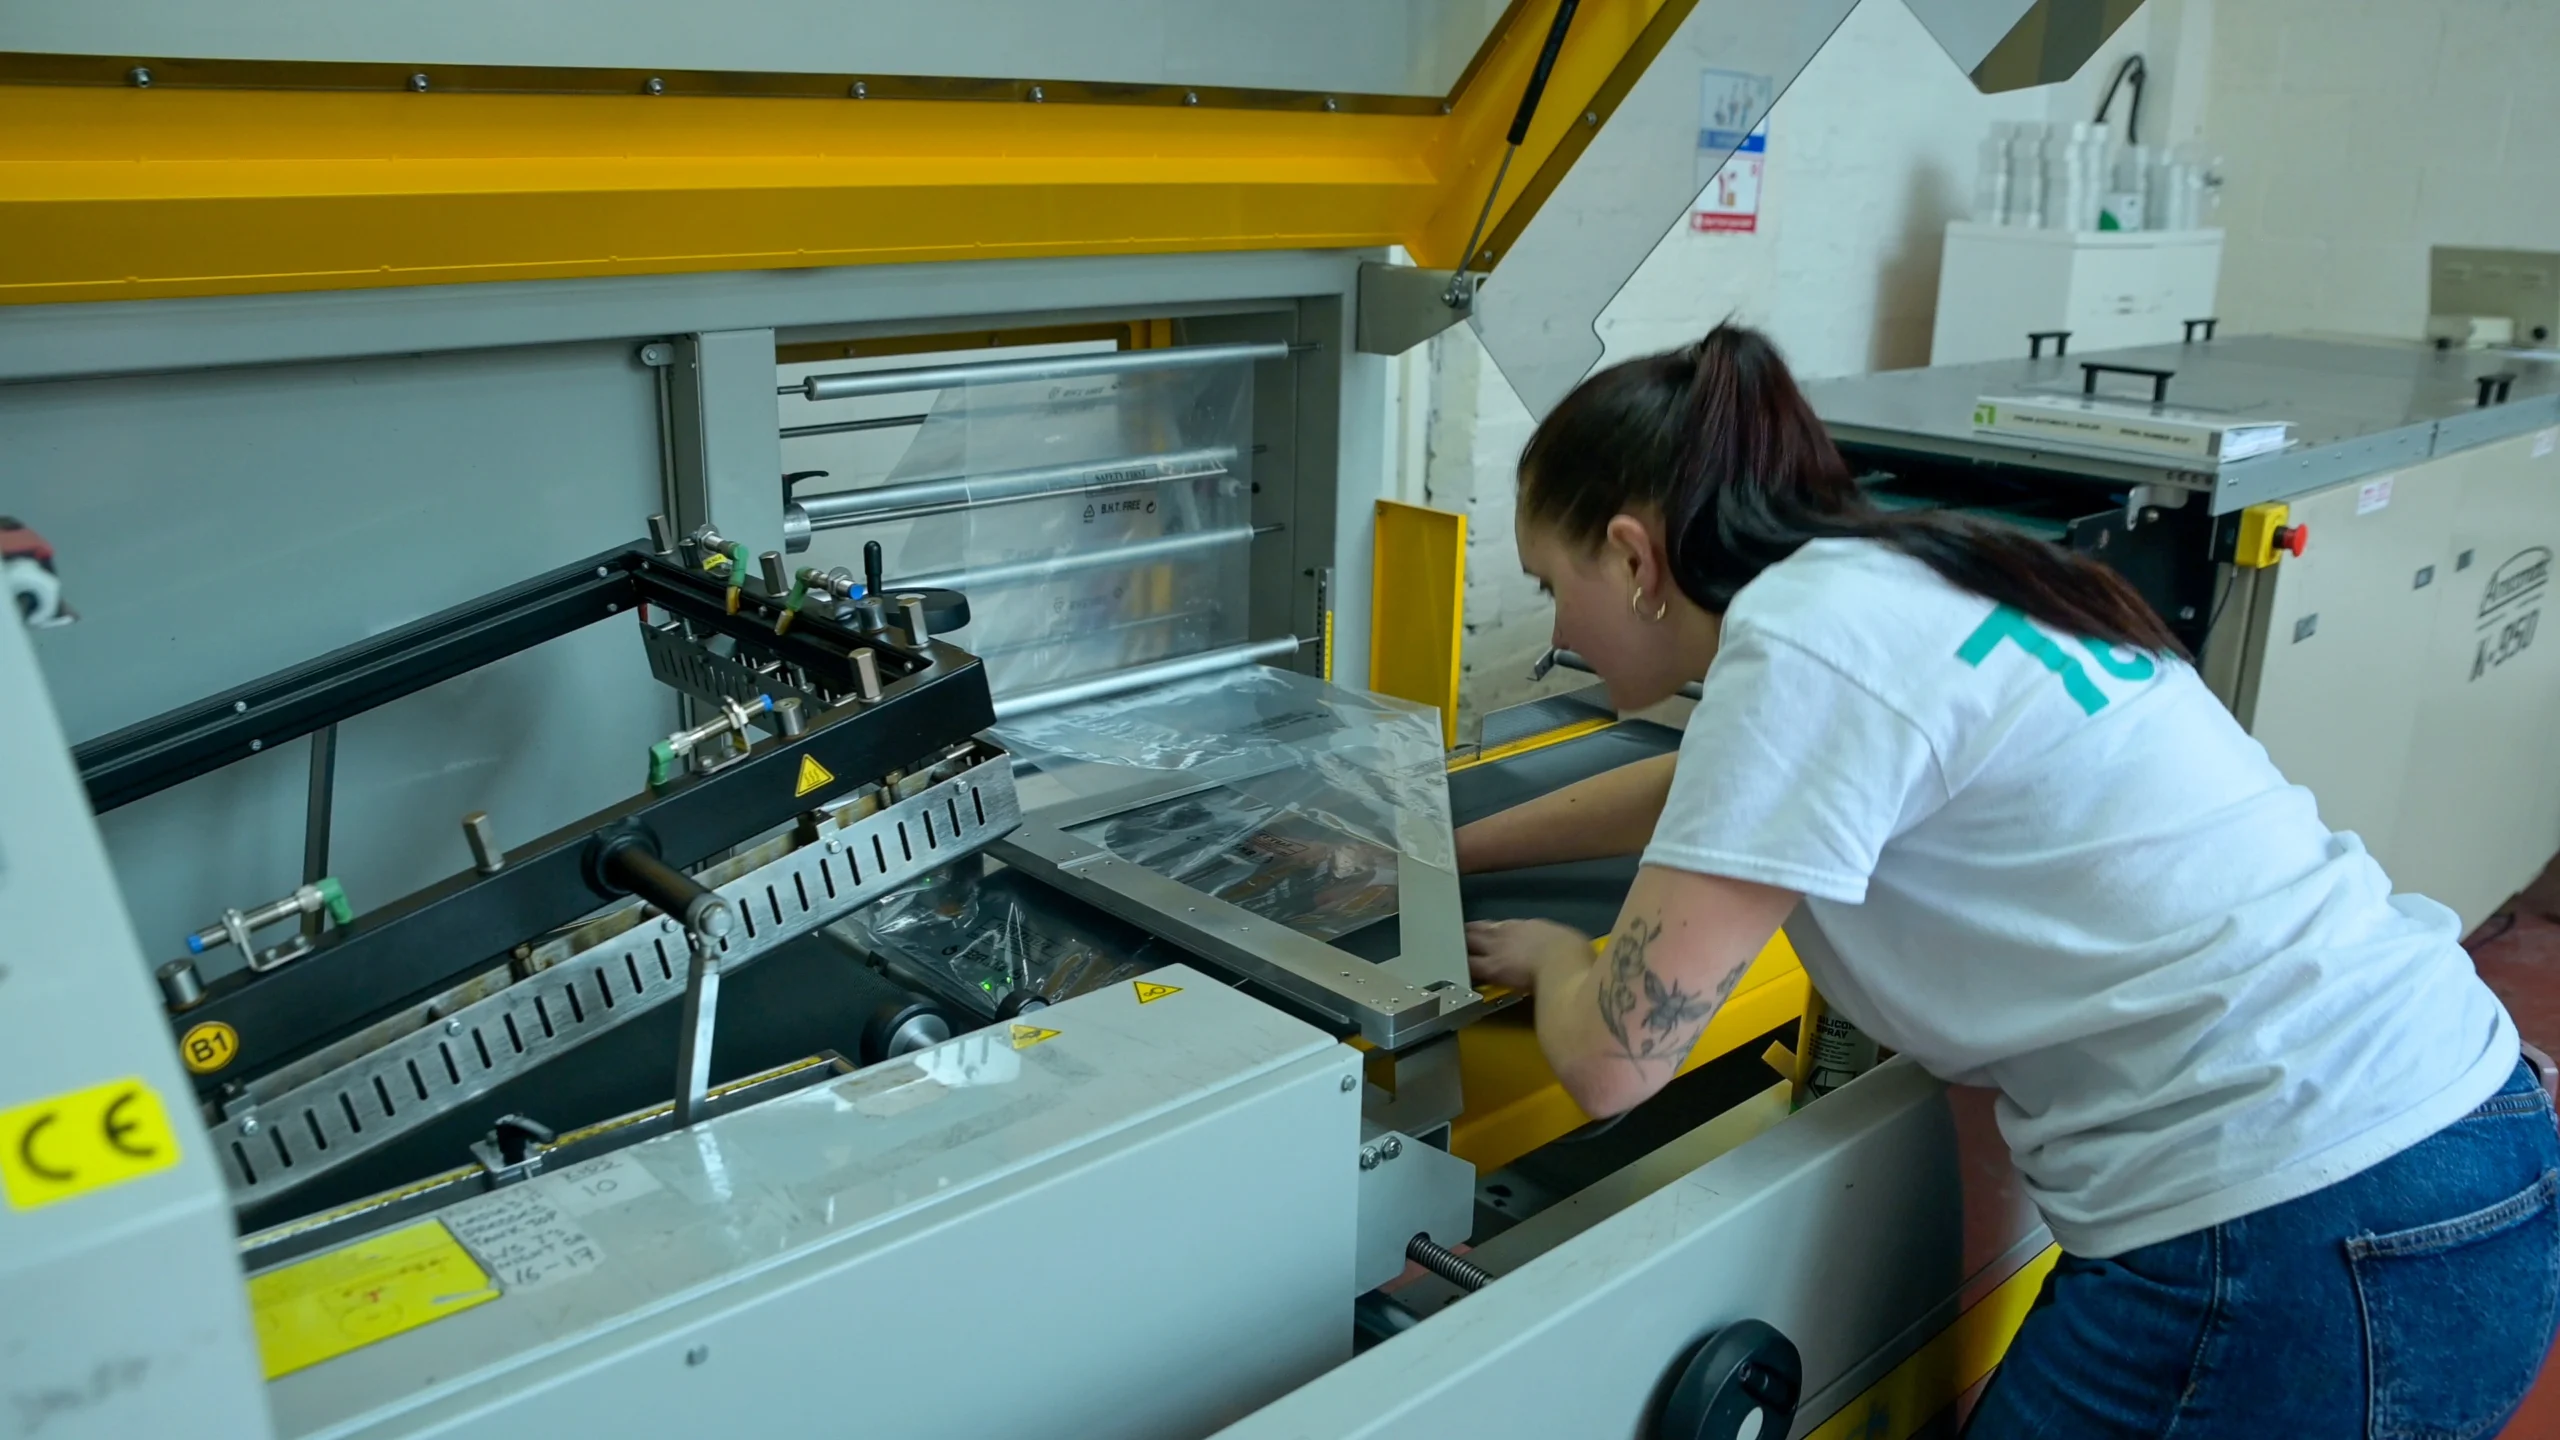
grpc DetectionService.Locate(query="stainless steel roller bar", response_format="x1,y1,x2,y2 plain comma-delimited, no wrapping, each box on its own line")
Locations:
780,412,928,440
797,447,1235,532
991,636,1304,721
784,341,1288,403
892,524,1273,594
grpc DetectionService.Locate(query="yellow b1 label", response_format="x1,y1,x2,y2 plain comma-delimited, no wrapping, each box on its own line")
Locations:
180,1020,238,1075
0,1076,181,1210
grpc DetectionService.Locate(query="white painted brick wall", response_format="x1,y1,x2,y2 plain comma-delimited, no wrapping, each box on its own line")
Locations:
1431,0,2127,729
2206,0,2560,339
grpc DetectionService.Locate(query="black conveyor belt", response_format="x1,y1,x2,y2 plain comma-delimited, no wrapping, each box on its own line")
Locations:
1450,719,1682,937
1331,716,1682,964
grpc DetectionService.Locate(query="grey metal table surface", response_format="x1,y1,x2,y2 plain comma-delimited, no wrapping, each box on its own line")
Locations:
262,963,1360,1440
1805,333,2560,515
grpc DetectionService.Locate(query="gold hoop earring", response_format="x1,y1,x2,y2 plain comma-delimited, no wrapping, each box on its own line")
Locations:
1631,587,1668,622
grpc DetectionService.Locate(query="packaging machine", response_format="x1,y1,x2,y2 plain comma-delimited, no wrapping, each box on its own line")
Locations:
2,4,2159,1438
1804,333,2560,931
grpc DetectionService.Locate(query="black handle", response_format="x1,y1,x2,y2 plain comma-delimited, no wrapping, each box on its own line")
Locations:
863,540,887,597
2083,362,2176,405
782,469,828,498
2028,330,2072,359
2182,317,2219,343
487,1113,555,1167
1655,1320,1803,1440
1507,0,1582,146
597,836,715,920
2477,372,2518,408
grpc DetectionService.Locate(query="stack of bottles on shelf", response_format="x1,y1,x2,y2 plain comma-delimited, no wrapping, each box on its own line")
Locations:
1974,120,2217,232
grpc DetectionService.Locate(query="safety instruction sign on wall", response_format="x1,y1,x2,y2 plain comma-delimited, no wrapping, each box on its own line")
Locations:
1693,69,1772,235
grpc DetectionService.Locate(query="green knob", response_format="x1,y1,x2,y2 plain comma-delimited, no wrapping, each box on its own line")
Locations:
314,876,353,926
648,739,679,789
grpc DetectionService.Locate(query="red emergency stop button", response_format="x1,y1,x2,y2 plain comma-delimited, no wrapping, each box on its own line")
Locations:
2275,523,2308,558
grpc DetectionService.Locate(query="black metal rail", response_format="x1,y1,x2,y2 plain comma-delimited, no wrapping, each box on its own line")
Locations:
78,543,994,1099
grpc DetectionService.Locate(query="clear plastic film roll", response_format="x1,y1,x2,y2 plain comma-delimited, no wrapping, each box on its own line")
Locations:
860,360,1254,695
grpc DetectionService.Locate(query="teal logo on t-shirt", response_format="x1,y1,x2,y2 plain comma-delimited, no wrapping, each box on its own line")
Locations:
1956,605,2157,715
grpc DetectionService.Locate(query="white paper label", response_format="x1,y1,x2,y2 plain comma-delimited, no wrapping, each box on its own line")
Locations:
2535,427,2557,460
2357,477,2395,515
546,1151,665,1216
446,1186,604,1292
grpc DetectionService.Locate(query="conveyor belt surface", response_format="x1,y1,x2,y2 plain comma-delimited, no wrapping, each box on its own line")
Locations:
1451,719,1681,937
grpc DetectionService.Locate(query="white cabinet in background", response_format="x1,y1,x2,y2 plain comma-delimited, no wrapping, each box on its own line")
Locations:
1929,223,2224,366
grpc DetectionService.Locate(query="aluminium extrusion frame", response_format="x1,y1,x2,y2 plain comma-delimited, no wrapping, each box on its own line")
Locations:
992,817,1477,1052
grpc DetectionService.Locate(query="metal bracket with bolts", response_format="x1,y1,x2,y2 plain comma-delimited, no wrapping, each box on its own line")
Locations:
648,695,774,789
184,879,353,974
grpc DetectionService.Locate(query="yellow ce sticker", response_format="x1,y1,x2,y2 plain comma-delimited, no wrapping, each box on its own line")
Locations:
180,1020,239,1075
0,1076,181,1210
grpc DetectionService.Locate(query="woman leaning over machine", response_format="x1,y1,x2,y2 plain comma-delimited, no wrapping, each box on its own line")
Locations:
1457,322,2557,1437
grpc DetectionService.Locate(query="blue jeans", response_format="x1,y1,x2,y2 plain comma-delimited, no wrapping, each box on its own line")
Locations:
1968,1059,2560,1439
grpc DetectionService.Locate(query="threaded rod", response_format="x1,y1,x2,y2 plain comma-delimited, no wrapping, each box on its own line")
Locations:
1407,1234,1492,1293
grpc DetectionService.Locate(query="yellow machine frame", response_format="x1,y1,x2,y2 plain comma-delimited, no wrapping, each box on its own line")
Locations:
0,0,1696,305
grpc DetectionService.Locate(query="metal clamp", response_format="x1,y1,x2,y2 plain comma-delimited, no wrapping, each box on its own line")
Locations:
648,695,773,788
185,879,353,973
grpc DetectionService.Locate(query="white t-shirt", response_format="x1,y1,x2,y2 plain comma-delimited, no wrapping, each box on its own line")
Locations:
1643,538,2518,1258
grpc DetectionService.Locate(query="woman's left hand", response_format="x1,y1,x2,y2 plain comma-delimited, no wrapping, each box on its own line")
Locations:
1466,918,1591,993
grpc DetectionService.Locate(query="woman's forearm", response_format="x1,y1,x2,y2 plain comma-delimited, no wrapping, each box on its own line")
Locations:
1454,752,1679,874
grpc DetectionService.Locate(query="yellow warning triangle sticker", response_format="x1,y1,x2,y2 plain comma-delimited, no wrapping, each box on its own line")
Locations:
1010,1024,1061,1050
1132,980,1182,1005
793,753,835,798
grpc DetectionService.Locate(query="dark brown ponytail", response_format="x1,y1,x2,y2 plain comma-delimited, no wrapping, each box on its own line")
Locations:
1517,324,2183,656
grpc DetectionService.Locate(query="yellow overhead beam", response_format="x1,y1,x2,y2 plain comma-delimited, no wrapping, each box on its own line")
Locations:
0,0,1683,306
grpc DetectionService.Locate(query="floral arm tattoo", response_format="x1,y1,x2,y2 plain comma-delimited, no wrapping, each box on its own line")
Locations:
1592,912,1746,1077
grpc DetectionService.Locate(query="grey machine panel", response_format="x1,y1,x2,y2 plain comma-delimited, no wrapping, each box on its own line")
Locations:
0,609,272,1440
264,965,1362,1440
1217,1060,2048,1440
1805,334,2560,514
9,340,674,974
2,2,1512,98
2238,425,2560,930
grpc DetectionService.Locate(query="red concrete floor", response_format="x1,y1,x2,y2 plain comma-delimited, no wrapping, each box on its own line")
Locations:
2473,852,2560,1440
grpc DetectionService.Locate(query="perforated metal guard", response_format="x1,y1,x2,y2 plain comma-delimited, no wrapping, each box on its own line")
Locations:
640,619,828,716
216,745,1020,1211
